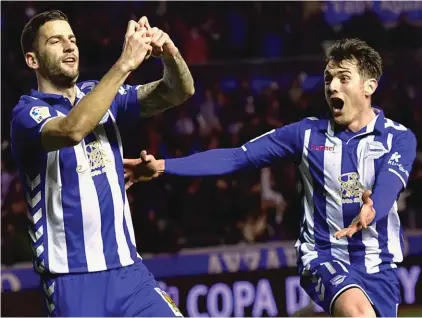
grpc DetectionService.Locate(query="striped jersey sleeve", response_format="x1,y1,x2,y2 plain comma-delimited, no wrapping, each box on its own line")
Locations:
241,120,308,167
379,130,417,187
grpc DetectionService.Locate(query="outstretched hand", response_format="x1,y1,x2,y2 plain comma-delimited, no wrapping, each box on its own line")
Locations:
334,189,376,239
123,150,163,190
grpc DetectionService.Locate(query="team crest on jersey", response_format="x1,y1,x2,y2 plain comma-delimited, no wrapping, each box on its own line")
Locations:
76,141,111,176
338,172,365,204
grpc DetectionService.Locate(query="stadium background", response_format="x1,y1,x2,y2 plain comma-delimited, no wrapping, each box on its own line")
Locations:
1,1,422,316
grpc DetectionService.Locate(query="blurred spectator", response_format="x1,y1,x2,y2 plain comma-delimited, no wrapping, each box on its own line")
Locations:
182,26,209,65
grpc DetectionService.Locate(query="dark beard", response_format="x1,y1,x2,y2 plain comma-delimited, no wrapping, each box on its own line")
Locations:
38,53,79,88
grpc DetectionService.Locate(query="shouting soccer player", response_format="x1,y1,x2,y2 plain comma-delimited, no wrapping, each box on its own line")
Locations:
10,10,193,317
124,39,417,317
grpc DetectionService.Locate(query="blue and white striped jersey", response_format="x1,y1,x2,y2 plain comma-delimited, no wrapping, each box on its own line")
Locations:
240,108,416,274
11,81,142,274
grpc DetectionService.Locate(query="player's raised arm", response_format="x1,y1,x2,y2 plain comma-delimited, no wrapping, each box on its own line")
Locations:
370,129,417,222
123,122,302,184
134,17,194,117
38,21,152,151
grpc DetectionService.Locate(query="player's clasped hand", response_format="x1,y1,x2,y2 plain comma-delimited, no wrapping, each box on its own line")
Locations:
118,19,152,73
334,189,376,239
123,150,161,189
137,16,178,58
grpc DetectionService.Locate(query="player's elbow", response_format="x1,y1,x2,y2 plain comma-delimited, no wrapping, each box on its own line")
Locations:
57,119,85,145
41,129,83,152
176,86,195,104
184,85,195,97
41,117,86,151
178,79,195,100
67,131,85,145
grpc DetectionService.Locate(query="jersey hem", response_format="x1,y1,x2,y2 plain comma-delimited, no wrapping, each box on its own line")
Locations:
37,258,142,276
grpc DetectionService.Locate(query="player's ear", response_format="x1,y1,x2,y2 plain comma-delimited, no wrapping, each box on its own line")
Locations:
364,78,378,97
25,52,39,70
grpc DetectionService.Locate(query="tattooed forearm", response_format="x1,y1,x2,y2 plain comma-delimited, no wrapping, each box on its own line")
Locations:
138,51,195,117
162,51,195,98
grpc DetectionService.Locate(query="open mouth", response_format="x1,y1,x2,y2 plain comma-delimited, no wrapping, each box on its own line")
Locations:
330,97,344,110
63,57,76,64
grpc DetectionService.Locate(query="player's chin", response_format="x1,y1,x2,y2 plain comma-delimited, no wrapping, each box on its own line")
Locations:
332,114,349,126
58,71,80,85
61,67,79,78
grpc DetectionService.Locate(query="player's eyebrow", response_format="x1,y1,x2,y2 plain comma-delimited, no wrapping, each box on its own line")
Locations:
337,70,352,75
324,69,351,77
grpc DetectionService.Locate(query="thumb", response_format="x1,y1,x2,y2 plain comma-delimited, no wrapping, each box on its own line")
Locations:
362,189,373,205
125,180,134,190
145,154,155,162
360,209,369,229
140,150,149,162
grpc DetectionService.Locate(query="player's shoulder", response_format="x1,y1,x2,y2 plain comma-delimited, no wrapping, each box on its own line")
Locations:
383,115,416,141
273,117,329,141
12,94,50,118
301,116,329,126
76,80,137,97
285,116,330,131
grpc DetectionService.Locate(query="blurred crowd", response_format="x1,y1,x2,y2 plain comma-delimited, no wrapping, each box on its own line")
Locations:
1,1,422,264
2,2,422,70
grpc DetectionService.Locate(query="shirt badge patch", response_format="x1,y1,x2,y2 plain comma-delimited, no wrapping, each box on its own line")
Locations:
30,106,51,124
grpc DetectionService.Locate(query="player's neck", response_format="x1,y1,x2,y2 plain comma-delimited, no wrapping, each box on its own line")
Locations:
346,107,376,133
37,78,76,105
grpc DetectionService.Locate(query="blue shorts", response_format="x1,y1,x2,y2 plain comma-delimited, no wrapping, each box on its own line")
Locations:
300,258,401,317
40,260,183,317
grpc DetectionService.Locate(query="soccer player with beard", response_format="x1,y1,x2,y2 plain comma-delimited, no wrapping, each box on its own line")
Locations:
123,38,417,317
10,10,193,317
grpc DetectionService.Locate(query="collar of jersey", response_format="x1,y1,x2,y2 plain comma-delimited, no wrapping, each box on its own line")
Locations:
29,85,84,105
322,106,386,138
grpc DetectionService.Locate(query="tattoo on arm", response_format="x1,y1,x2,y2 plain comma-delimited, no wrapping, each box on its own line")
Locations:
138,52,194,117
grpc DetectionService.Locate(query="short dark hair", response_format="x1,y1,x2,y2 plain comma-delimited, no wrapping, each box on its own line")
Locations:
21,10,68,56
325,38,383,81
